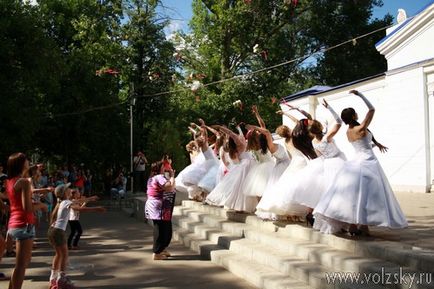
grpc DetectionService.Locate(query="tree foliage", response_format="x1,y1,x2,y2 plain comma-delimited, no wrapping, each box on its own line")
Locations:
170,0,391,138
0,0,394,177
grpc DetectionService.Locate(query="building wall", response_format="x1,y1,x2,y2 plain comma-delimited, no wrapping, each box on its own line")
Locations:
386,22,434,70
281,68,429,193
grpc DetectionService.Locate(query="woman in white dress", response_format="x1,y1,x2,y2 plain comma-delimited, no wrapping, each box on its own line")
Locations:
243,125,290,219
243,106,275,200
175,140,204,195
256,107,317,219
205,125,257,212
197,120,221,197
313,90,407,235
205,126,242,206
289,100,347,225
175,124,211,198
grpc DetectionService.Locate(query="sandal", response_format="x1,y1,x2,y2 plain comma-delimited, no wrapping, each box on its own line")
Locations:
153,253,168,260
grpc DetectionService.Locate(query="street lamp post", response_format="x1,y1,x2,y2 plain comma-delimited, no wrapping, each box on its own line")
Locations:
130,91,136,194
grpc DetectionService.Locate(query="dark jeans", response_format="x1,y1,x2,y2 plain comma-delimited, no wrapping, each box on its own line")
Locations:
152,220,172,254
68,220,82,247
134,171,146,192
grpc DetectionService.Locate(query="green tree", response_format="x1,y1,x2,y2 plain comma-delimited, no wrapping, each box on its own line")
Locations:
170,0,392,135
0,1,60,158
301,0,393,85
35,0,129,168
122,0,177,160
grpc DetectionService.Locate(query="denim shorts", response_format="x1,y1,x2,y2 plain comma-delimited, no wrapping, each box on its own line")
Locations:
8,224,35,241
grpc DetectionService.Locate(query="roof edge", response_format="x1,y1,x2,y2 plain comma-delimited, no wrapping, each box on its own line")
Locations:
282,73,385,102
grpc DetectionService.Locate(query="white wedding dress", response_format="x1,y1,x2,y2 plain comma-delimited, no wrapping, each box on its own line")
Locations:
223,151,258,212
197,148,220,193
175,152,205,194
313,132,408,234
205,154,240,206
243,150,275,197
255,142,309,217
290,137,346,209
255,143,290,219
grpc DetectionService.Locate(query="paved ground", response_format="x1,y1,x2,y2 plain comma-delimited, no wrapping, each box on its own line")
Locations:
368,191,434,250
0,210,255,289
1,191,434,289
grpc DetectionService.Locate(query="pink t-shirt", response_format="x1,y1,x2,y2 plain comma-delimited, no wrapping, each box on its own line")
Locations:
146,174,168,198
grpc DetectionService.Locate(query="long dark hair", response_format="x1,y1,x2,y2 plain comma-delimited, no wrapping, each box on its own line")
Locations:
292,119,317,160
341,107,380,144
225,137,238,160
341,108,357,126
7,152,27,179
246,130,259,151
309,120,324,140
258,133,268,154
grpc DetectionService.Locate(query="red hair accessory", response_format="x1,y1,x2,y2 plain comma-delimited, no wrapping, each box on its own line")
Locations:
303,119,309,126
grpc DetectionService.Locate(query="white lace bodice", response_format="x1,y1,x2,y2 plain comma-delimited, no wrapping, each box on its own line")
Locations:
313,137,343,159
273,144,290,163
253,150,273,163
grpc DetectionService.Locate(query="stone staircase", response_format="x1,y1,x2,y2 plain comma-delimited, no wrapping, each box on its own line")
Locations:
173,200,434,289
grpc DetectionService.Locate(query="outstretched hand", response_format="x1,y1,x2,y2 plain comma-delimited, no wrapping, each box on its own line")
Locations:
376,143,389,153
198,118,205,126
251,105,258,114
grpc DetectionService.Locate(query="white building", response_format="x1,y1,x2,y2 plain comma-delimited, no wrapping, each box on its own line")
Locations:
281,2,434,193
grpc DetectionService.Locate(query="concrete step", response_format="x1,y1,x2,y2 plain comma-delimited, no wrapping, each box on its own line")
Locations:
172,214,247,237
174,210,387,288
211,250,313,289
177,201,434,273
243,229,391,273
174,203,434,289
173,226,231,259
228,238,433,289
175,212,432,288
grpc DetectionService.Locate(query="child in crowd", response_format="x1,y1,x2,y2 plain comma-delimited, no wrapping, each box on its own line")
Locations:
68,189,99,250
48,183,105,289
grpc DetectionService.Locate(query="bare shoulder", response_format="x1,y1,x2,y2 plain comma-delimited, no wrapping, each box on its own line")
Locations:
347,126,366,142
14,178,31,190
